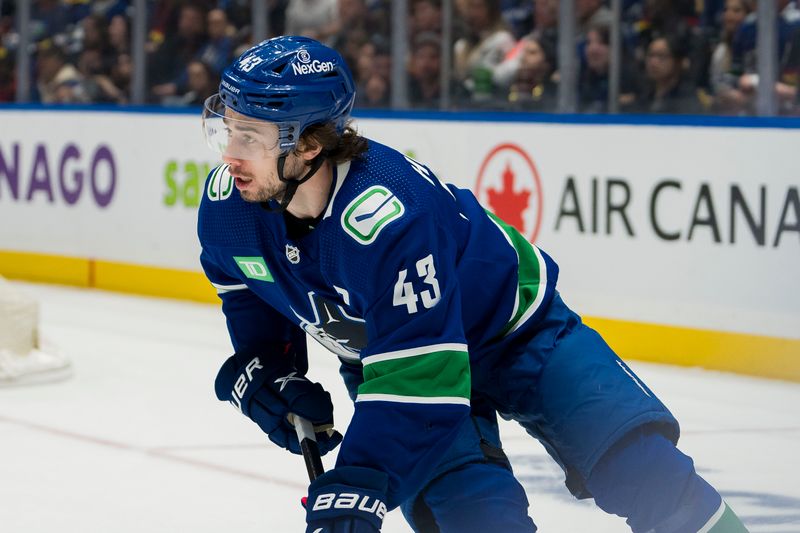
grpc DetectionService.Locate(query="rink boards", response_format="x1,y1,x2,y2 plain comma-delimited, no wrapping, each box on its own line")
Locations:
0,107,798,381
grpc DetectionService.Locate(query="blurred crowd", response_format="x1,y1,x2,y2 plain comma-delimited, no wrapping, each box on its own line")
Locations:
2,0,800,115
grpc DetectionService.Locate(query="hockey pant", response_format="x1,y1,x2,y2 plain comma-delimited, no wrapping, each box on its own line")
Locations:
402,294,732,532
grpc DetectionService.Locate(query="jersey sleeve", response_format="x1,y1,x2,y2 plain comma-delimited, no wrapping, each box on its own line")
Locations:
199,249,308,370
197,164,309,369
333,211,472,509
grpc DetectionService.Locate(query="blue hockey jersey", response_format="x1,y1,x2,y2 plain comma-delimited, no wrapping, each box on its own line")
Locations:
198,140,558,509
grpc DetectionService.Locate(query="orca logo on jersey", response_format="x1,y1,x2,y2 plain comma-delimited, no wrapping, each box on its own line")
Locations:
341,186,405,245
291,291,366,362
207,165,234,201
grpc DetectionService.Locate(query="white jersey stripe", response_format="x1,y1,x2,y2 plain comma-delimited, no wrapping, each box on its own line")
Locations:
487,215,520,325
211,282,249,294
362,343,468,366
697,500,727,533
356,393,471,406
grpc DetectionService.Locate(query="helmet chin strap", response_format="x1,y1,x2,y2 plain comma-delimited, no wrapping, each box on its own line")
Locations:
260,152,325,213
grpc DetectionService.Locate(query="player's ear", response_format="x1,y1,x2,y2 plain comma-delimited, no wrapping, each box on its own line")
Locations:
296,137,323,161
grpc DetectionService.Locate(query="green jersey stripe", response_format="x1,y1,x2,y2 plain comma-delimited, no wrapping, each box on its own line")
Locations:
486,211,547,337
362,342,469,366
356,393,471,406
700,501,747,533
358,349,471,400
506,243,548,335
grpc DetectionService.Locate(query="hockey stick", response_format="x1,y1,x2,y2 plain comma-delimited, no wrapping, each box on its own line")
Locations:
293,415,325,482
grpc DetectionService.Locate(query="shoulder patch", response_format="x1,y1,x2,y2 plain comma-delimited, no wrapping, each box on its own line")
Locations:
341,185,405,245
207,165,234,201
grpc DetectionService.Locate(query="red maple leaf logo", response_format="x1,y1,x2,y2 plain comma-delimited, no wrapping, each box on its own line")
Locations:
486,161,530,233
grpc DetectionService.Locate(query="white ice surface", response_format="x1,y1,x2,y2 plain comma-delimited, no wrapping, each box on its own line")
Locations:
1,282,798,533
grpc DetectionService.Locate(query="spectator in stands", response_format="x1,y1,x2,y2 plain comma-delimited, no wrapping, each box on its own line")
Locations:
355,38,378,85
357,72,390,107
0,2,14,101
198,8,234,76
371,37,392,86
0,47,14,102
577,0,613,38
90,0,129,20
702,0,727,31
493,0,558,93
356,35,392,86
285,0,339,44
733,0,800,114
30,0,73,43
774,22,800,114
630,0,699,76
732,0,800,78
80,14,111,59
501,0,534,40
76,47,112,102
506,34,558,111
149,3,208,103
147,0,181,51
164,59,218,106
330,0,369,45
635,0,697,44
329,0,388,71
579,24,639,112
708,0,753,114
108,14,130,56
532,0,559,44
0,1,14,45
409,32,442,109
411,0,443,37
372,0,392,37
636,33,704,114
223,0,290,41
35,44,85,103
353,35,392,101
453,0,516,105
109,52,132,103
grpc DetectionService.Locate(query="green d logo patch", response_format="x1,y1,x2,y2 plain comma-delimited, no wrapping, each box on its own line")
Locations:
341,186,405,245
234,256,274,282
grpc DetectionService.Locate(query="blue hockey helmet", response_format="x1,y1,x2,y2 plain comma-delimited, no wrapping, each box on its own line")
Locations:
203,36,356,160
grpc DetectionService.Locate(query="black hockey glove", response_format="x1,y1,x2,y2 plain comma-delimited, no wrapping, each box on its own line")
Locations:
214,350,343,455
305,466,389,533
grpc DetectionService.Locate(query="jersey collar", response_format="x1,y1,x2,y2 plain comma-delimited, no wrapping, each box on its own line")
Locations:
322,160,351,220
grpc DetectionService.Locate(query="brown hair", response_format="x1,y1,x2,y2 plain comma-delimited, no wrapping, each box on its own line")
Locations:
300,120,369,165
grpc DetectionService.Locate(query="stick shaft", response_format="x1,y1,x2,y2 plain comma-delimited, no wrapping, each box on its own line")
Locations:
294,416,325,482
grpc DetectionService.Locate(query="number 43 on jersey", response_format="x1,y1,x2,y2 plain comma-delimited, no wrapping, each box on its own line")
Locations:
393,254,441,314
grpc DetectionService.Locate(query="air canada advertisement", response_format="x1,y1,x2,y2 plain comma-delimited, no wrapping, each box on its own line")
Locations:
0,110,797,339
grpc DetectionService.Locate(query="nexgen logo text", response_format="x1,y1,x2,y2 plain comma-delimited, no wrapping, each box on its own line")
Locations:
292,60,335,75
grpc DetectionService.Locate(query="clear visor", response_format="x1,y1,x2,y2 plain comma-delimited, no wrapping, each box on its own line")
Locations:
202,94,284,160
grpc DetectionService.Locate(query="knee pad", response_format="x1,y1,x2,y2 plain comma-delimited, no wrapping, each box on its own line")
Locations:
410,462,537,533
586,427,721,533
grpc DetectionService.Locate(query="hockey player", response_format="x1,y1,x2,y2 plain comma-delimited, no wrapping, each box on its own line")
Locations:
198,36,748,533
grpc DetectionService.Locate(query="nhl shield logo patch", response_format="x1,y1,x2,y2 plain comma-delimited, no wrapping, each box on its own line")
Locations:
285,244,300,264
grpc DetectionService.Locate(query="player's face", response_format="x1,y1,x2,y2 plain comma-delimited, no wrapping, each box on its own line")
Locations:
220,109,308,203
